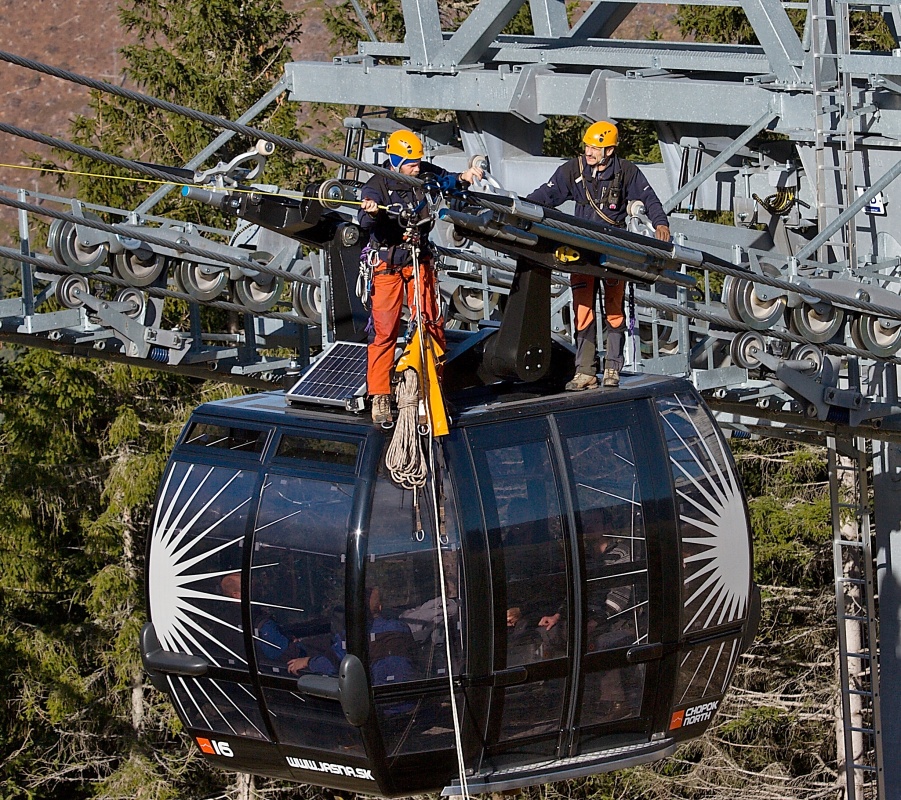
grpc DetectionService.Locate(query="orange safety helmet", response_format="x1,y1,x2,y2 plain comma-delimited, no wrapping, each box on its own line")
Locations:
386,130,424,162
583,121,619,149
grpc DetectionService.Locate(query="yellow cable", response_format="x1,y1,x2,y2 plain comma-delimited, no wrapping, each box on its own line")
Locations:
0,161,380,207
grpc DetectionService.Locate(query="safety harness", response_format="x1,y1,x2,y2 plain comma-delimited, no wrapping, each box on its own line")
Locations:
574,155,638,227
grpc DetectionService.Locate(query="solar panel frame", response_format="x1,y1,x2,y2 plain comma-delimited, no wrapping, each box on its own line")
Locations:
285,341,368,407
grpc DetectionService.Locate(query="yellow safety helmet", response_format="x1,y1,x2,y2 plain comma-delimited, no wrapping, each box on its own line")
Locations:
386,130,424,165
583,121,619,149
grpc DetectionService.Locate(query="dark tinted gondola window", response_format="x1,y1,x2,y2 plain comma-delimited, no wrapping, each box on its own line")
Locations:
275,435,360,469
563,427,649,653
486,441,568,668
657,392,751,636
367,468,464,757
250,474,361,751
560,424,649,727
476,431,568,744
250,476,352,676
182,422,267,454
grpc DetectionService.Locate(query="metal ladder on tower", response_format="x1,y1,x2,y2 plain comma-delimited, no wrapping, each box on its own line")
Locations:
809,0,858,270
828,433,885,800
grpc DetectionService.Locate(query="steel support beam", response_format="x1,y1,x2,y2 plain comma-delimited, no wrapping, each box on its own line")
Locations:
663,109,780,213
529,0,570,37
284,62,777,123
401,0,444,70
438,0,531,68
743,0,804,82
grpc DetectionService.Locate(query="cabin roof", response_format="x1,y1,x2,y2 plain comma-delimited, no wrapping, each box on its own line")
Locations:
192,370,692,430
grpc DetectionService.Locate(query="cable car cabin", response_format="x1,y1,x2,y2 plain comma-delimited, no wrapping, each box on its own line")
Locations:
141,374,759,797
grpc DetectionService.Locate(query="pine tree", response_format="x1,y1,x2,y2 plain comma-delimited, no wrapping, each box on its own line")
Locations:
0,1,313,797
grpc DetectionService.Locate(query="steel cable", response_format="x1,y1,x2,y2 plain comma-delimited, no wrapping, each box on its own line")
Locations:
0,49,420,188
0,121,200,188
0,193,320,288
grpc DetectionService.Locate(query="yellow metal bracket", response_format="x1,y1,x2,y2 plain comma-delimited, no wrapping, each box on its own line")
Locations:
395,328,449,436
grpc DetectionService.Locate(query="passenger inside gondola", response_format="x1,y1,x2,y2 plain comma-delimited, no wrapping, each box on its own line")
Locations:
288,587,419,684
500,497,568,664
219,571,307,664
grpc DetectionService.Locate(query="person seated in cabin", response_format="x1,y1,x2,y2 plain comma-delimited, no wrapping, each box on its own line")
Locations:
288,587,419,685
399,582,459,646
532,525,635,655
585,533,634,640
219,572,303,665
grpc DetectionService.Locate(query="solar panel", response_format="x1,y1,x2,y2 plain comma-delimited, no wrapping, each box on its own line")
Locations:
285,341,368,408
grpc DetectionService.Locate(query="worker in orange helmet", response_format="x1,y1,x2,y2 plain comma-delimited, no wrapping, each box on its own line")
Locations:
525,120,670,390
358,129,482,424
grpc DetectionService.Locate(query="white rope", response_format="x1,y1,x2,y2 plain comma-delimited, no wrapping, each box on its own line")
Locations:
396,235,470,796
417,221,471,800
433,467,471,800
385,368,427,488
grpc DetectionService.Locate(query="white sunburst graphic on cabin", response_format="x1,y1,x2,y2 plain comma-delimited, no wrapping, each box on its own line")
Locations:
148,461,251,667
659,395,750,635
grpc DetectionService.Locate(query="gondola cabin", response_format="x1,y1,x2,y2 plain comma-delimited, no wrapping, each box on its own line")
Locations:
142,369,759,796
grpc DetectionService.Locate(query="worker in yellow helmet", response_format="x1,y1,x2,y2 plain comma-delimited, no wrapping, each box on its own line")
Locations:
358,129,483,424
525,120,670,390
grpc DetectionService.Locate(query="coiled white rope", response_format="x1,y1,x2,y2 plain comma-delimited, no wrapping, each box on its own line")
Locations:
385,367,427,489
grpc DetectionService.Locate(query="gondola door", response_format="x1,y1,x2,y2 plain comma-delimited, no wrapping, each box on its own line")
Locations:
468,402,668,763
468,417,573,759
554,404,665,749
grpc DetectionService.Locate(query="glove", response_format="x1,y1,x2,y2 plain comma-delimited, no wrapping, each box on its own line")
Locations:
423,173,459,193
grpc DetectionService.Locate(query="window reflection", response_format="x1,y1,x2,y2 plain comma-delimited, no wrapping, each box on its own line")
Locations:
486,441,568,667
475,429,568,747
250,476,351,677
367,466,464,683
366,467,465,758
563,428,649,652
561,423,650,729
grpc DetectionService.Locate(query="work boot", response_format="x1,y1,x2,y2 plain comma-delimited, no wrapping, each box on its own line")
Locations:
371,394,393,424
602,368,620,388
565,372,598,392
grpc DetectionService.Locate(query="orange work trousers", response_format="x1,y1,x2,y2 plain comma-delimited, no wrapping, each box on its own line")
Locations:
367,259,445,396
572,274,626,374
